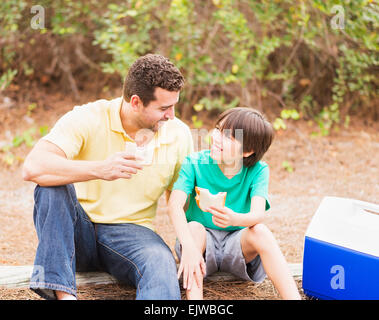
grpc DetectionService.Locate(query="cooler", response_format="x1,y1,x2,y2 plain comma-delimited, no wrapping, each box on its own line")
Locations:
302,196,379,300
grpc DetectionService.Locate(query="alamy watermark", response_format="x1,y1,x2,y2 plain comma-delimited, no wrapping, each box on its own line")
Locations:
29,4,346,31
30,5,45,30
128,127,245,174
30,265,45,285
331,5,345,30
330,265,345,290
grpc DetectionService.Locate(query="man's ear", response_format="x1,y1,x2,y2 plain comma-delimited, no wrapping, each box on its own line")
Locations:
130,95,143,111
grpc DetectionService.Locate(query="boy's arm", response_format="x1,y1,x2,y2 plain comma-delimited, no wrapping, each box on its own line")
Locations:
208,195,266,228
167,190,193,246
167,189,206,289
236,195,266,227
209,165,270,228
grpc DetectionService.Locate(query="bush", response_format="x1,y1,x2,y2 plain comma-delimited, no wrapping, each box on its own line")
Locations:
1,0,378,130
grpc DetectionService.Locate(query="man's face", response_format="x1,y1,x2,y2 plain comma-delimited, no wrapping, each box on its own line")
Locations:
137,87,179,132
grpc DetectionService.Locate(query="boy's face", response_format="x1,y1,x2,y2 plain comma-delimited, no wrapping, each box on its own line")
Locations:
210,120,254,166
210,127,244,165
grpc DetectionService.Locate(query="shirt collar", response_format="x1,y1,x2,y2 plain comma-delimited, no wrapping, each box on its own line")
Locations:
110,97,129,136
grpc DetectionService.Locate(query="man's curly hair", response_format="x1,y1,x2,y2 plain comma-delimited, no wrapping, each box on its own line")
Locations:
123,54,185,106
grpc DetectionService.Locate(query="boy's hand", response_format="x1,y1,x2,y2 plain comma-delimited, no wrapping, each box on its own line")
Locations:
178,244,206,290
207,205,238,228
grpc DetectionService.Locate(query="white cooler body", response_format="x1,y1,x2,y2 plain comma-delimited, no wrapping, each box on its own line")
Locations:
302,196,379,300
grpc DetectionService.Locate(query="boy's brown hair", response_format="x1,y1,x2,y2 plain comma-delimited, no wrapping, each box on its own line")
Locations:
123,54,185,106
216,107,274,167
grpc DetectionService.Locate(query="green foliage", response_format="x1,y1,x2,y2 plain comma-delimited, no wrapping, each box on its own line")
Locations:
0,0,26,36
281,109,300,121
39,125,49,136
273,118,287,131
12,128,36,148
0,0,26,90
1,126,49,166
0,69,17,91
282,160,294,173
0,0,377,135
191,115,203,129
273,109,300,131
196,97,240,112
26,102,37,116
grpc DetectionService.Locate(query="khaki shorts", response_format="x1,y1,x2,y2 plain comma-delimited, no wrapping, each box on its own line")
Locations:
175,227,266,283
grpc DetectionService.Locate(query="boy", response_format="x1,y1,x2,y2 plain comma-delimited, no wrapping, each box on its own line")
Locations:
168,107,301,300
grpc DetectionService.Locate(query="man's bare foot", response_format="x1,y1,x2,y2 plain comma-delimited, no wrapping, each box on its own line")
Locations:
55,290,77,300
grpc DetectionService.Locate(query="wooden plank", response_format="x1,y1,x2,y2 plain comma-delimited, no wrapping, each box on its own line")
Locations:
0,263,302,289
0,266,34,288
0,266,118,289
205,263,302,281
289,263,303,278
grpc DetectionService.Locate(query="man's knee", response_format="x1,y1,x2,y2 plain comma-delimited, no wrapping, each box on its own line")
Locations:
33,184,78,225
34,184,75,201
137,242,180,299
145,242,176,269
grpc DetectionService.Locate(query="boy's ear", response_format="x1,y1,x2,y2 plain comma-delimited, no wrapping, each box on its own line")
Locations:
243,150,255,158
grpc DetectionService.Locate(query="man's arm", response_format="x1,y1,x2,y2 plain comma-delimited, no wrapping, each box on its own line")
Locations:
23,139,143,186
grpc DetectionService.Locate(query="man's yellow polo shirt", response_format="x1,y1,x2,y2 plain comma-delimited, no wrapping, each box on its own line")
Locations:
42,97,194,230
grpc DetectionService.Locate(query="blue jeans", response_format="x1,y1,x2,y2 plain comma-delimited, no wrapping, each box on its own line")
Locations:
30,184,181,300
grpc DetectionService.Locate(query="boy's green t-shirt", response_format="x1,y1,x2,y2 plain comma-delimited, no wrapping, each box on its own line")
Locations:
172,150,271,231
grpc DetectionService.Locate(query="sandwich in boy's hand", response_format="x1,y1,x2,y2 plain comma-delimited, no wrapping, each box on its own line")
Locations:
195,186,226,212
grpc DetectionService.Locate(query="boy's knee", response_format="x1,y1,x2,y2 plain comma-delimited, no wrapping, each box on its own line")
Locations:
188,221,206,234
249,223,269,233
187,221,207,252
246,224,272,247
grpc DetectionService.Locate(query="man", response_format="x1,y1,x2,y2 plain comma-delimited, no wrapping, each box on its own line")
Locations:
22,54,194,300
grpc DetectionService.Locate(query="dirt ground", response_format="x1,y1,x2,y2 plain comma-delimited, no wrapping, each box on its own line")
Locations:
0,90,378,300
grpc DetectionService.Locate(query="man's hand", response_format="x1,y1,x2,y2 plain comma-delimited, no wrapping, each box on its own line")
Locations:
207,205,239,228
99,152,144,181
23,139,145,186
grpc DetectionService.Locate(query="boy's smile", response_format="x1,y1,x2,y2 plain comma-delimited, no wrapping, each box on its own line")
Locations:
210,128,242,165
